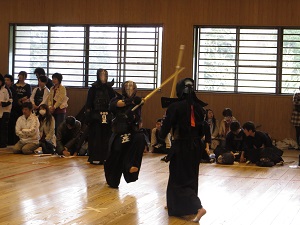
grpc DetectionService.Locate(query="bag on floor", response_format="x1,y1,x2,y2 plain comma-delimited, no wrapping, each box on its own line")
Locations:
217,152,235,165
256,157,275,167
260,146,283,164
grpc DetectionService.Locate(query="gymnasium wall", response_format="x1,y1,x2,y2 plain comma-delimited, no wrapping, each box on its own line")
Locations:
1,0,299,140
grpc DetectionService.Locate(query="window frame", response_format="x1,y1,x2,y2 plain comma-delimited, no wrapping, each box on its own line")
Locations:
193,26,300,95
9,24,163,89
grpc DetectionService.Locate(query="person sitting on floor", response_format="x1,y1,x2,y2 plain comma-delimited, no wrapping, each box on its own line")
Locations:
13,102,40,154
56,116,81,156
37,104,56,154
201,120,215,163
242,121,284,166
225,121,247,163
205,109,220,150
219,108,237,147
149,118,171,154
138,118,151,153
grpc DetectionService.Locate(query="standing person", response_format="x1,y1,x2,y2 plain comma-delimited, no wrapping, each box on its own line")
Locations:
30,75,50,114
4,74,18,145
159,78,207,222
0,74,12,148
34,67,54,89
104,81,145,188
85,69,115,165
291,86,300,148
37,104,56,154
13,102,40,154
13,71,32,119
48,73,68,134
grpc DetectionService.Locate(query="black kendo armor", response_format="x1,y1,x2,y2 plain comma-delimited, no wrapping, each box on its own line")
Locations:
170,78,207,140
93,88,110,112
111,81,141,135
111,106,132,134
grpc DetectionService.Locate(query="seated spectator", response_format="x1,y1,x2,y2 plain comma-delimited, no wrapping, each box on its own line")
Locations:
201,120,215,163
205,109,219,149
37,104,56,154
73,121,89,156
0,74,13,148
34,67,53,89
30,75,50,114
242,121,283,166
13,102,40,154
149,118,171,154
225,121,247,162
219,108,237,138
138,118,151,152
219,108,237,147
56,116,81,156
214,121,247,165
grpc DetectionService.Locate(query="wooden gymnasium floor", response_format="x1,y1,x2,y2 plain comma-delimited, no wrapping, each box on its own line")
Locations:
0,147,300,225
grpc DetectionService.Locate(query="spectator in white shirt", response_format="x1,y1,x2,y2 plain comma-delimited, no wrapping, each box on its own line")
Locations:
13,102,40,154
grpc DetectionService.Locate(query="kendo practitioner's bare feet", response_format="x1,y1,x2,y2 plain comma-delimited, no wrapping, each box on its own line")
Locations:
192,207,206,223
129,166,139,173
62,150,70,157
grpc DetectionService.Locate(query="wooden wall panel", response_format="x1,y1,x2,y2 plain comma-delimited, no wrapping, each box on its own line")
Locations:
1,0,300,141
65,88,88,117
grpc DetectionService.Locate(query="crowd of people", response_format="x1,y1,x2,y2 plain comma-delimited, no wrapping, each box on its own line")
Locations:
0,69,292,223
0,68,147,190
0,69,68,152
149,105,284,167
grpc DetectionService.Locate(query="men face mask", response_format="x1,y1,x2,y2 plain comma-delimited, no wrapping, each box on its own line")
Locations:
99,71,107,83
183,79,194,94
125,81,135,97
39,109,46,116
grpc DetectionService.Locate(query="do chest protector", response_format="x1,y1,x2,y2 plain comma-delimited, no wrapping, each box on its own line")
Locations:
112,114,130,134
93,88,110,112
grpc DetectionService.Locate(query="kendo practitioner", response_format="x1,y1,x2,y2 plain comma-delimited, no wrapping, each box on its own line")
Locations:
85,69,116,165
159,78,207,222
104,80,145,188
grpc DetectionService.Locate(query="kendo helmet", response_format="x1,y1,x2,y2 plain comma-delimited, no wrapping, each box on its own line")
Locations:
96,69,108,83
122,80,137,98
176,78,194,99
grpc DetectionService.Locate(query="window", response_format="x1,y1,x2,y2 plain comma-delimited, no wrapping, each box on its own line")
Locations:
9,25,163,89
282,30,300,93
194,26,300,94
